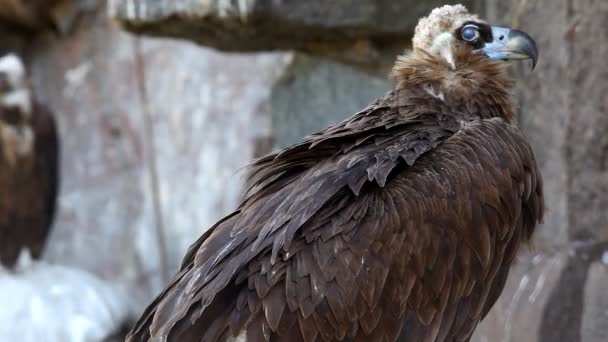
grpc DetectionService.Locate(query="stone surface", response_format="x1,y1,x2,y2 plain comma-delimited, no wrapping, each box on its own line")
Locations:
24,11,290,309
486,0,571,250
473,243,608,342
486,0,608,249
581,261,608,342
108,0,480,69
479,1,608,340
565,0,608,243
473,251,568,342
270,54,391,148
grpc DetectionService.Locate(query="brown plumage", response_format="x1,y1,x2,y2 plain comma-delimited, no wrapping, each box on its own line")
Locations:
128,5,543,342
0,54,59,269
0,0,72,32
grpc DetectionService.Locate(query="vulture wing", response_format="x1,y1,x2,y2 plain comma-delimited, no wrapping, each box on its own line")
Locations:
128,89,543,342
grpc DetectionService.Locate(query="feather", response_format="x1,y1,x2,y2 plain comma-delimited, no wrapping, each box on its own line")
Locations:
262,285,286,331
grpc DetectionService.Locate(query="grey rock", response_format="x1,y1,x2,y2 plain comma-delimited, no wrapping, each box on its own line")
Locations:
26,13,290,310
474,243,608,342
270,54,391,148
485,0,608,248
473,251,568,342
582,260,608,342
108,0,479,69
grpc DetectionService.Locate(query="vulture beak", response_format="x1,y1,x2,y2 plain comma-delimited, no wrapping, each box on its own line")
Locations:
481,27,539,70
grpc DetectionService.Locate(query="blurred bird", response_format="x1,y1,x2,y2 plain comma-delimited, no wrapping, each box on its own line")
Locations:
128,4,543,342
0,54,59,271
0,0,78,33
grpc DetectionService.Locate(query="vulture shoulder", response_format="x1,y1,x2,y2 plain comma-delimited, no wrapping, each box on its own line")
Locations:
128,89,543,342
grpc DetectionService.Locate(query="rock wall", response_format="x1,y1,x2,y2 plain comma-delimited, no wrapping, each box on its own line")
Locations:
108,0,480,69
474,1,608,342
270,54,391,148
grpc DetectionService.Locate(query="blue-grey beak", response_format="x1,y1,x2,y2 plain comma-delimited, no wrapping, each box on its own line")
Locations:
481,26,539,70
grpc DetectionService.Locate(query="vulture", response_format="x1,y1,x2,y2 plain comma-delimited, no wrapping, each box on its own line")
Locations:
128,4,544,342
0,54,59,270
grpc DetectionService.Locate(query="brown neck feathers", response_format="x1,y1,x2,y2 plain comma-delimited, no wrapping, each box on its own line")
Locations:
391,47,515,122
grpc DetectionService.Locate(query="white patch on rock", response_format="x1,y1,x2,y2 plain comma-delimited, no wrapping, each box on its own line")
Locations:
64,61,92,97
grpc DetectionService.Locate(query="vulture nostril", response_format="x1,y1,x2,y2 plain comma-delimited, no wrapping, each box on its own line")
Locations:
499,35,505,41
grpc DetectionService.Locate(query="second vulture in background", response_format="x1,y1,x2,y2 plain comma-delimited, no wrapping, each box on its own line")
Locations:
0,54,59,270
128,4,544,342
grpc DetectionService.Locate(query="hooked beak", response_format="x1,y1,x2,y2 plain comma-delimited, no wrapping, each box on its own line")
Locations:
481,26,539,70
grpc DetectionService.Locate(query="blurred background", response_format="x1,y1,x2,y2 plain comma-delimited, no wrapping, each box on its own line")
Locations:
0,0,606,341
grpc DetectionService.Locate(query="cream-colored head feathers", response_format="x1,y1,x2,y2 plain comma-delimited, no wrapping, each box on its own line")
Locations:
0,54,34,162
413,4,480,51
0,54,31,115
0,54,27,90
412,4,483,69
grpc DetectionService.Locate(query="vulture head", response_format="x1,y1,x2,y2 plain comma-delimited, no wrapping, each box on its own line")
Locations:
393,4,538,122
411,4,538,70
0,54,31,113
0,54,34,165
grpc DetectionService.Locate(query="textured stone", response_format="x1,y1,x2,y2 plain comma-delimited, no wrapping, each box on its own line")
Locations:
25,12,290,308
486,0,571,250
473,251,568,342
270,54,391,148
480,0,608,339
474,243,608,342
581,260,608,342
565,0,608,242
108,0,480,69
486,0,608,248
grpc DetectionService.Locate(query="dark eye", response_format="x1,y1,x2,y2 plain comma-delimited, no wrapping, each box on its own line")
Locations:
461,25,480,42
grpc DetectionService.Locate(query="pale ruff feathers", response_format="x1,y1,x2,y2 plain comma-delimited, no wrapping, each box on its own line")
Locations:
412,4,482,69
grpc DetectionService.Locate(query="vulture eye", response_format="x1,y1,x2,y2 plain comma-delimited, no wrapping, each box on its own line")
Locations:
461,25,480,42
